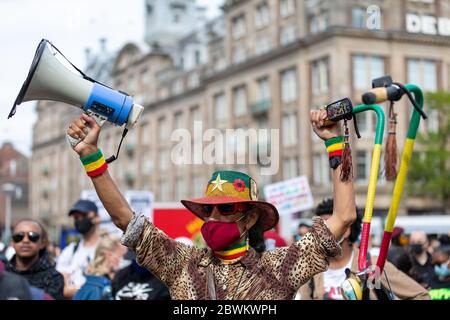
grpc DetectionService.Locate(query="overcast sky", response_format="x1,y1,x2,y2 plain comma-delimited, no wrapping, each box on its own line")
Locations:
0,0,222,156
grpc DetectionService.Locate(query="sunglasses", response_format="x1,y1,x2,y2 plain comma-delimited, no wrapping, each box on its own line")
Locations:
202,203,250,217
12,231,41,243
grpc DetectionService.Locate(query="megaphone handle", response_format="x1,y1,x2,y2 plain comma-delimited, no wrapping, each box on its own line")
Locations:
66,111,107,148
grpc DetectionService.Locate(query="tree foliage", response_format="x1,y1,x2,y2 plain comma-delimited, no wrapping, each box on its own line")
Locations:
408,91,450,212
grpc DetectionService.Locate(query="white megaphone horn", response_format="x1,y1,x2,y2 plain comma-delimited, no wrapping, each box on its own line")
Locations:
9,39,144,163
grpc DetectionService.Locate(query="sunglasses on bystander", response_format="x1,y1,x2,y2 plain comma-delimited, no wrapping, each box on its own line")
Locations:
12,231,41,243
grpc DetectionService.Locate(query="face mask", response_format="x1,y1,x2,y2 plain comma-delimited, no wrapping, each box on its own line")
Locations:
409,244,424,255
434,262,450,280
201,215,246,251
75,217,94,235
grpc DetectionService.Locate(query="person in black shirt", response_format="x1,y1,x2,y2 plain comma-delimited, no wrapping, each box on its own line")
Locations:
409,231,450,289
112,251,170,300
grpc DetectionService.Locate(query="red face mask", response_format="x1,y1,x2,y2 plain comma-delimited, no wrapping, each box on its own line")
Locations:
201,215,246,251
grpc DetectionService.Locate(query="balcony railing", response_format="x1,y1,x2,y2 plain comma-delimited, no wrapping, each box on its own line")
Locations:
251,100,272,115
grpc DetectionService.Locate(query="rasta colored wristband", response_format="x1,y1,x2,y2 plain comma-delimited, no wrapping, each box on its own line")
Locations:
80,149,108,177
325,136,344,170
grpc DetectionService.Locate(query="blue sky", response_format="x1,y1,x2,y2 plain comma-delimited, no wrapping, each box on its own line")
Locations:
0,0,222,156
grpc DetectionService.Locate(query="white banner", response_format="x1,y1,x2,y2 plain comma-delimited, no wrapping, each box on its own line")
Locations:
263,176,314,216
80,190,154,236
125,191,154,222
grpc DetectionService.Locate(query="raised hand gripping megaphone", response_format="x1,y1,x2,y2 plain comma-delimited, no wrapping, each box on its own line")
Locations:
8,39,144,163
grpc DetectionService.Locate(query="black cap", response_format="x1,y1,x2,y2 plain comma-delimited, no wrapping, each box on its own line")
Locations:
68,199,98,216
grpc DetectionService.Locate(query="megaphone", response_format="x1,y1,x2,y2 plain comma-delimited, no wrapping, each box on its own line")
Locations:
340,268,364,300
9,39,144,160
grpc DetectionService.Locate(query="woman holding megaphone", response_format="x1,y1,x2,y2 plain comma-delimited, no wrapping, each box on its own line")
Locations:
65,109,356,300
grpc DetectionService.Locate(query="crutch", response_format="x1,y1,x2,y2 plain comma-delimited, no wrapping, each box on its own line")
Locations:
322,98,386,271
362,79,427,274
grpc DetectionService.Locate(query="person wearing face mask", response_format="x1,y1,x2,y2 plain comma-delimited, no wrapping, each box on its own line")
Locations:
297,199,429,300
65,110,355,300
112,250,171,300
409,231,449,290
433,249,450,282
73,233,127,300
56,199,101,299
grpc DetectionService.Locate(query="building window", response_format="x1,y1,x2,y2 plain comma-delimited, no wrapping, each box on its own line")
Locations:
232,46,247,64
280,25,297,46
214,93,228,122
159,149,169,171
282,112,298,146
175,176,186,199
174,111,184,129
141,155,153,175
192,175,204,197
255,36,272,54
255,2,270,29
352,7,366,28
229,125,250,159
281,68,298,103
187,72,200,88
407,59,437,92
190,106,201,125
283,157,298,179
256,116,272,160
232,14,246,40
173,78,183,95
407,59,438,131
311,58,329,95
357,112,368,134
310,12,328,34
195,50,201,65
356,112,377,136
280,0,295,18
159,179,170,201
257,77,271,101
158,117,169,141
141,123,150,146
313,153,330,186
233,86,247,117
352,55,385,90
171,4,186,24
257,115,269,130
9,160,17,176
356,151,369,184
146,4,153,15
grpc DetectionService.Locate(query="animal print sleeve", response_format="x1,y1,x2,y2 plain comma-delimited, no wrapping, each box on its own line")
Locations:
278,216,342,291
121,214,197,287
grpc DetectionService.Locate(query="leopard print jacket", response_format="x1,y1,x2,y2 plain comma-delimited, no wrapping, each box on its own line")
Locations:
121,214,341,300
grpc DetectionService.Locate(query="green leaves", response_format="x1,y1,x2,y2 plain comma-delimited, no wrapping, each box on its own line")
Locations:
408,91,450,211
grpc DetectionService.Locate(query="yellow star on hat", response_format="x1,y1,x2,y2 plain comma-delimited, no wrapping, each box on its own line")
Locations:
211,174,227,192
